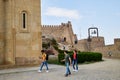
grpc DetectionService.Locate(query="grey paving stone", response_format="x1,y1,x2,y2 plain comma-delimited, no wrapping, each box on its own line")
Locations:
0,58,120,80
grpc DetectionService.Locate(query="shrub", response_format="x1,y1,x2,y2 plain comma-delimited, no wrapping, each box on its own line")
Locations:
51,38,58,46
58,52,64,64
47,57,62,65
42,42,49,49
58,51,102,64
52,40,102,64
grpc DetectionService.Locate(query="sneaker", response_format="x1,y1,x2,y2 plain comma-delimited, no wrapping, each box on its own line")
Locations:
73,69,76,72
69,72,71,75
46,70,49,72
38,70,42,72
75,70,78,72
65,74,68,77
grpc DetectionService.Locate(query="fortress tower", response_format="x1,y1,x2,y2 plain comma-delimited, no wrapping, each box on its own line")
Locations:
42,21,76,45
0,0,42,65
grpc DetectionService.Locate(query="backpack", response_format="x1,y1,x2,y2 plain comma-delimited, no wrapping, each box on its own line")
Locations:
46,54,49,60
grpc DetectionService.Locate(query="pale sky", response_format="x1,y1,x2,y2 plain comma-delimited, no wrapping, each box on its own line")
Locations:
41,0,120,45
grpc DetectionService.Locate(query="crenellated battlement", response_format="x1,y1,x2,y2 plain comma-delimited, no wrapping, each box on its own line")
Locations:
42,21,71,28
42,21,72,30
42,25,62,29
42,25,61,27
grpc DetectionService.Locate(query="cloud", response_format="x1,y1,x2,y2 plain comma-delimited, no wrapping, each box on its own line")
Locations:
44,7,81,19
115,12,120,16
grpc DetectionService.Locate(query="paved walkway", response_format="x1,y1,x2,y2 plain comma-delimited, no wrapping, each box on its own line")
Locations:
0,58,120,80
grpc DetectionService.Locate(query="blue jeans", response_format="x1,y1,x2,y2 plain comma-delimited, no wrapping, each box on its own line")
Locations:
72,59,78,70
65,62,71,75
40,61,49,71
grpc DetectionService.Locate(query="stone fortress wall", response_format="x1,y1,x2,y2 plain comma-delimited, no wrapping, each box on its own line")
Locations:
42,21,120,59
74,37,120,59
42,21,77,45
93,38,120,58
74,37,105,52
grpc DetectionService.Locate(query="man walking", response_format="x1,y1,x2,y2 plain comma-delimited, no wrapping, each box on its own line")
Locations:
38,50,49,72
61,51,72,77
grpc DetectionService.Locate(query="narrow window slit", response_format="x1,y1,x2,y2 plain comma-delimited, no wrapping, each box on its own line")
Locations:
23,13,26,29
